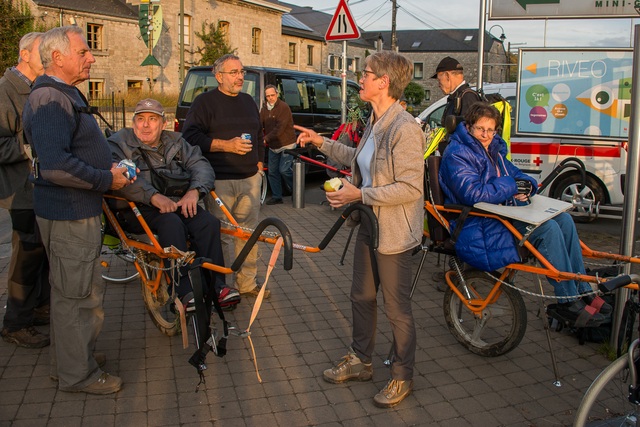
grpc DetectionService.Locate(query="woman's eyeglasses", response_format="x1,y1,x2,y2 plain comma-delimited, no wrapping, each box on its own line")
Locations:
471,125,497,136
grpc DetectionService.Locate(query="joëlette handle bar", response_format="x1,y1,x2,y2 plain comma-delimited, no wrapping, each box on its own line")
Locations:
212,189,376,253
538,156,586,193
225,217,293,272
598,273,640,293
284,148,352,177
317,203,378,251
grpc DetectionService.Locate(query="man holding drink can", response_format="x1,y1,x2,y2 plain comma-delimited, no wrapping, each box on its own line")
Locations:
182,54,268,299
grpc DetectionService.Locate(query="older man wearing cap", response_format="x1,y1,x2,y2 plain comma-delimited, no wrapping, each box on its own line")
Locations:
107,98,240,311
432,56,482,153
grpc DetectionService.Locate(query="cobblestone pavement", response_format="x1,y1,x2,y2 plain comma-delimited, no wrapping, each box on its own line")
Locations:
0,186,628,426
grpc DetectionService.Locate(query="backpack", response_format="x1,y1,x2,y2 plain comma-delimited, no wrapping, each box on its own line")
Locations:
424,88,513,159
484,92,512,158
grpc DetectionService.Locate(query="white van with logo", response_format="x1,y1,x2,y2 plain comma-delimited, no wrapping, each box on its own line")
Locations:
417,83,627,220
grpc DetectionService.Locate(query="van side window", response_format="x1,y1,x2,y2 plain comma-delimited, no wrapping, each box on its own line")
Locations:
278,77,311,113
181,73,218,105
313,80,342,115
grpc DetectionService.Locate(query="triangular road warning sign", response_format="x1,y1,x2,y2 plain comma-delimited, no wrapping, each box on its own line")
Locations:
325,0,360,41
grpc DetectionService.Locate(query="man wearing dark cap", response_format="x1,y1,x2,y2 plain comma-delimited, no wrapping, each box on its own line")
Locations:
108,98,240,311
432,56,482,152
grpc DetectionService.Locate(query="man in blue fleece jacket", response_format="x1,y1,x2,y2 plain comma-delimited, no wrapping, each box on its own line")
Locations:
23,26,130,395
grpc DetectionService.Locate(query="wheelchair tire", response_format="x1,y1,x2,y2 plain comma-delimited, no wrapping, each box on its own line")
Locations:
100,242,140,283
443,270,527,357
260,171,267,205
574,352,640,427
141,256,180,337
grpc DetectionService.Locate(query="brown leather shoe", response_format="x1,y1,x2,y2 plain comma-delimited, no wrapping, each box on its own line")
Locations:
59,372,122,395
240,286,271,299
1,327,49,348
373,379,413,408
32,304,50,326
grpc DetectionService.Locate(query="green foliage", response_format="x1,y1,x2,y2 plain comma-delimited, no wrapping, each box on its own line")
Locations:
404,82,425,106
0,0,43,71
194,21,236,66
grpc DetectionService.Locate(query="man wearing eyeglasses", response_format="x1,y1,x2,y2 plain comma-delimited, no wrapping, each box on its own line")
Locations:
182,54,268,299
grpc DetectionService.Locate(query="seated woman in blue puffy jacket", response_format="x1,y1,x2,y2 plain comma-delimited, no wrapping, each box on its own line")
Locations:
438,102,609,327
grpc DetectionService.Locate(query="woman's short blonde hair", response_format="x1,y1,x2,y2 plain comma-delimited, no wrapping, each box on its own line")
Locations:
364,51,413,101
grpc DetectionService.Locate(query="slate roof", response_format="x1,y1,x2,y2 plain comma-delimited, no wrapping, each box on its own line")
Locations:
32,0,137,20
363,29,500,53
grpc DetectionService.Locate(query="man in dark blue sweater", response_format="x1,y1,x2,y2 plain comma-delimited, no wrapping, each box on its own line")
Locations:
182,54,269,299
23,26,131,395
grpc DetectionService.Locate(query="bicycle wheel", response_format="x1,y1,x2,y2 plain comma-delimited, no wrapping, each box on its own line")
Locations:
443,270,527,357
100,238,140,283
574,353,640,427
617,297,638,357
140,256,180,337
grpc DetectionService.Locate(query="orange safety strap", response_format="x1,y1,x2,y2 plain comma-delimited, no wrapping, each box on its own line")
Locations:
243,237,283,383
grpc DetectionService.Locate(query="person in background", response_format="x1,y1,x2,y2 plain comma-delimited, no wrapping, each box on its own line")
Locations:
0,32,51,349
23,26,131,394
260,84,296,205
181,54,268,299
439,102,610,327
295,50,424,408
108,98,239,310
432,56,482,153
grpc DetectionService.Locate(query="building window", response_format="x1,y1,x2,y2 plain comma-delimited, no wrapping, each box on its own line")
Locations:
425,89,431,101
288,43,296,64
86,23,103,50
127,80,143,94
252,28,262,54
307,45,313,66
414,63,424,80
178,14,191,45
218,21,230,45
88,80,104,99
328,54,342,71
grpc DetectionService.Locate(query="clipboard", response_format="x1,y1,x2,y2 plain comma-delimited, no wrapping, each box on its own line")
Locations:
474,195,573,225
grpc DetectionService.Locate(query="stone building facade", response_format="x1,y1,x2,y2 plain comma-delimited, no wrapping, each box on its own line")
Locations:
25,0,507,113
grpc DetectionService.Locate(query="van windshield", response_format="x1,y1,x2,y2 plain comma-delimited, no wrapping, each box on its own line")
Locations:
180,69,260,106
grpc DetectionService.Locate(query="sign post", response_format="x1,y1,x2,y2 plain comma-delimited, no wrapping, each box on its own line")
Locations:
325,0,360,124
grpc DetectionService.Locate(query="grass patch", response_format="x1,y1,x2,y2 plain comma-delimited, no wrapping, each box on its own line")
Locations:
597,341,617,361
117,91,180,108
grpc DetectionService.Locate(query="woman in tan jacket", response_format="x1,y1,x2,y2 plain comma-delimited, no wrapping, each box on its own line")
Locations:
295,50,424,408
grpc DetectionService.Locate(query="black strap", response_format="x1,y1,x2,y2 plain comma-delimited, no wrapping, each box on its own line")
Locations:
187,257,228,391
29,83,112,162
137,147,164,182
449,206,471,245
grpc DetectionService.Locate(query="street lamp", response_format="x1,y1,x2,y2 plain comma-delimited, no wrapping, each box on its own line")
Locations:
489,25,509,82
489,24,506,43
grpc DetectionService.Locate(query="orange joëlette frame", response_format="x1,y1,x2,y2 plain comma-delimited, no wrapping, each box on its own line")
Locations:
425,200,640,315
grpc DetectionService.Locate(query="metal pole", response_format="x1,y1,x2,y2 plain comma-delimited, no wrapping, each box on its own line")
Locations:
611,24,640,348
179,0,184,86
341,40,347,124
391,0,397,52
477,0,487,92
292,159,305,209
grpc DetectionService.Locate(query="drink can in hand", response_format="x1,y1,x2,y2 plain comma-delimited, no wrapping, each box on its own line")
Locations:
118,159,136,180
241,133,252,144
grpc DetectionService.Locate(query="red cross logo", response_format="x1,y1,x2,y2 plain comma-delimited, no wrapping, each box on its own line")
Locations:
533,157,543,166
